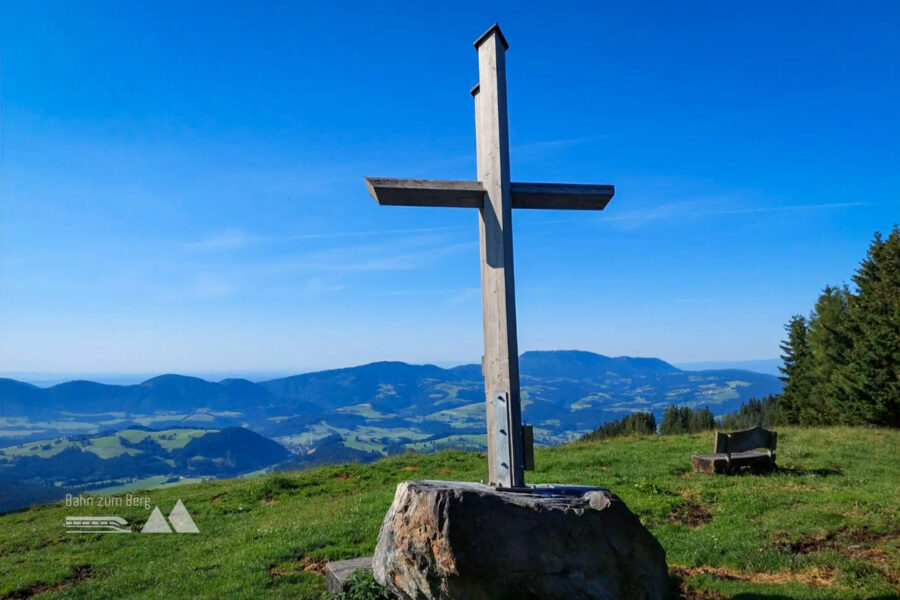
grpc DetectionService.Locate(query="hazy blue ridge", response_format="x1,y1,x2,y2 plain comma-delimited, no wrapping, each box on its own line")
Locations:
0,350,783,511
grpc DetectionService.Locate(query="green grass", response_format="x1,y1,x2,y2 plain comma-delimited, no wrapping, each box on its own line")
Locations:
1,427,898,599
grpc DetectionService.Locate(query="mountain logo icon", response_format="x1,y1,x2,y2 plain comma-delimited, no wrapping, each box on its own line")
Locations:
140,499,199,533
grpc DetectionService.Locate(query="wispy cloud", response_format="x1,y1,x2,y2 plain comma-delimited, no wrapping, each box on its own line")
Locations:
153,274,239,301
261,236,476,276
513,135,606,153
302,278,346,294
447,287,481,304
512,135,611,162
181,230,256,251
366,287,481,304
191,275,238,299
604,200,869,227
679,201,867,219
182,225,472,252
518,200,869,231
167,230,478,305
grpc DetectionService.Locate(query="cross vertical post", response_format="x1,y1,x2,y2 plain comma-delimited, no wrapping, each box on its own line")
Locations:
364,22,615,490
472,25,524,488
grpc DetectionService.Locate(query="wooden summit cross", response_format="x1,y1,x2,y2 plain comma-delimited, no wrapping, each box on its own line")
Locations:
365,24,614,488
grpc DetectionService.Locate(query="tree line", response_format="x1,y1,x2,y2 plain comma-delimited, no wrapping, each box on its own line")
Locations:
581,226,899,441
579,396,781,442
580,411,657,441
580,405,716,441
779,226,899,427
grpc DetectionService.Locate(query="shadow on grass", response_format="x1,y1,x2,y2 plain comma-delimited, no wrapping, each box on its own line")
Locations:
700,465,844,478
670,573,900,600
714,465,845,478
774,465,844,477
731,597,898,600
728,595,793,600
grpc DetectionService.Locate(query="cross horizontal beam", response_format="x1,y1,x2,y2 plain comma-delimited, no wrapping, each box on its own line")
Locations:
365,178,484,208
510,182,615,210
365,177,615,210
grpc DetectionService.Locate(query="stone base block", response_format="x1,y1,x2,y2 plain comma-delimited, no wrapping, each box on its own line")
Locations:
373,480,669,600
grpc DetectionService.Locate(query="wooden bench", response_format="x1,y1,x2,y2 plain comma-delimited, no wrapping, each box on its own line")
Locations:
691,426,777,474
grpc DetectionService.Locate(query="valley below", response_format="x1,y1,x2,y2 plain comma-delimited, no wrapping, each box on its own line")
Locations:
0,350,782,512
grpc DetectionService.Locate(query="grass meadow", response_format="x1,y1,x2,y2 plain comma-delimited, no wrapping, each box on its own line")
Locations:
0,427,898,599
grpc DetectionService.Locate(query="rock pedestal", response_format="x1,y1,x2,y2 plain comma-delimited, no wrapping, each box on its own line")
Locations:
373,480,669,600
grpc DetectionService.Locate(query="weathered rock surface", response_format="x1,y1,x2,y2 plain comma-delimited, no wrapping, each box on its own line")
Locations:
325,556,373,594
373,480,669,600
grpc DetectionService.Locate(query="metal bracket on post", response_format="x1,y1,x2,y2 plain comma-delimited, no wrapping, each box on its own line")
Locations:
522,425,534,471
490,392,512,487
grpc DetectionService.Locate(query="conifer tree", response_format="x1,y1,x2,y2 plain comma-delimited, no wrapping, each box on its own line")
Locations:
659,405,716,434
806,285,852,423
659,406,681,435
720,395,779,429
778,315,814,424
581,411,656,441
834,226,900,426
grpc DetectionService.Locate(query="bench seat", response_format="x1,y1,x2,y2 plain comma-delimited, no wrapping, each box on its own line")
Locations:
691,450,775,474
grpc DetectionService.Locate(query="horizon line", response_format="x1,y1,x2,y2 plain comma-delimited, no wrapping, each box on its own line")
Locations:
1,352,781,387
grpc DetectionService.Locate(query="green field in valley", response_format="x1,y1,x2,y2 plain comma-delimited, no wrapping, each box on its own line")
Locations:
86,476,208,496
1,427,898,599
0,428,216,460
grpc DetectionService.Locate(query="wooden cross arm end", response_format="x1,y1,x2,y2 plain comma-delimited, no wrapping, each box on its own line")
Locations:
365,178,485,208
510,182,615,210
365,178,615,211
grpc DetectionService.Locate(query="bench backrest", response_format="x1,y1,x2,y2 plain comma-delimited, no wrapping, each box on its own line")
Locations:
714,426,777,454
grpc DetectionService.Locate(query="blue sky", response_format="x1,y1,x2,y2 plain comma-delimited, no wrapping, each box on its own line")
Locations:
1,1,898,379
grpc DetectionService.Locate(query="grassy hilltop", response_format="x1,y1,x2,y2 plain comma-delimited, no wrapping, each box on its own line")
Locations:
1,428,898,599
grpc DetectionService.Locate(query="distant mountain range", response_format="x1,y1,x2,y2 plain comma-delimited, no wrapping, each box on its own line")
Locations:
0,350,783,511
1,350,782,447
0,374,306,416
674,358,781,376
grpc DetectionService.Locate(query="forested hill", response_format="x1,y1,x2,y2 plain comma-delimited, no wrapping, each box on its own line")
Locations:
1,350,782,448
0,427,290,512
